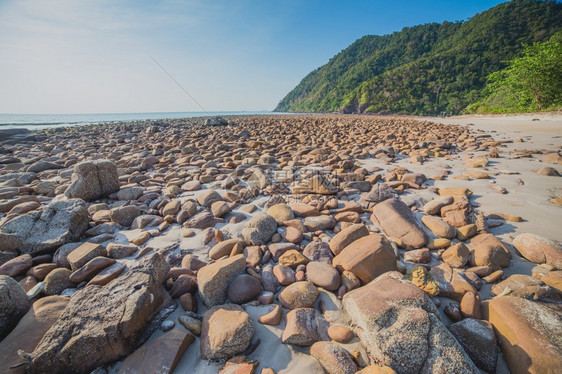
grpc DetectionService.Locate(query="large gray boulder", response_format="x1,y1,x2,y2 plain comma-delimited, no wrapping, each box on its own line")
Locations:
27,253,169,374
242,214,277,245
343,271,478,374
0,199,89,254
65,159,120,201
0,275,30,339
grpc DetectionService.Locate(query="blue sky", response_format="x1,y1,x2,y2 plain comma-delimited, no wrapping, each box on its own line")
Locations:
0,0,506,114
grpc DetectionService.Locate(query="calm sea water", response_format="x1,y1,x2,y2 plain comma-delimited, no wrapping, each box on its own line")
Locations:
0,111,278,130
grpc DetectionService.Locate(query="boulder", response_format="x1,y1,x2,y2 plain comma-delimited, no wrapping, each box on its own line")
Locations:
303,241,334,263
440,199,474,228
200,304,254,360
0,296,69,374
53,242,82,268
117,187,144,201
242,214,277,245
106,243,138,259
449,318,497,373
358,183,394,209
273,264,296,285
118,328,195,374
371,198,428,249
227,274,262,304
310,341,357,374
64,159,120,201
403,248,431,264
110,205,141,227
535,166,560,176
332,234,397,283
267,203,294,222
43,268,73,295
490,274,555,300
469,233,510,268
27,253,169,374
0,275,30,339
197,189,223,208
306,261,341,291
423,195,454,215
87,262,126,287
69,256,115,283
209,238,245,260
67,242,106,271
329,223,369,256
512,233,562,269
343,272,478,374
0,253,32,277
442,242,470,268
278,249,308,268
482,296,562,374
278,281,319,309
27,161,63,173
430,263,477,301
421,215,456,239
304,215,336,231
281,308,320,346
197,254,246,307
327,325,354,343
406,266,440,297
0,199,89,254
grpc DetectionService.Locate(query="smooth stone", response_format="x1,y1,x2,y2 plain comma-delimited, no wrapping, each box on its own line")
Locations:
449,318,497,373
278,281,319,309
200,304,254,360
371,198,428,249
310,341,357,374
43,268,73,295
257,304,282,325
0,275,29,339
328,223,369,256
483,296,562,374
327,325,354,343
281,308,320,346
332,234,397,284
118,328,195,374
227,274,262,304
197,254,246,307
306,261,341,291
67,242,106,271
0,296,69,374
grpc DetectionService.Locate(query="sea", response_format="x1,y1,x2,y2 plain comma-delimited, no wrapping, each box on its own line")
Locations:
0,111,278,130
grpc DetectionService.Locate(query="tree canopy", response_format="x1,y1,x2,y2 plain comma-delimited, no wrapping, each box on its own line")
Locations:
468,31,562,113
275,0,562,115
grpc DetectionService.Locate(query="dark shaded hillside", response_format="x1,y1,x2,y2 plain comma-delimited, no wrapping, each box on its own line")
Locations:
275,0,562,115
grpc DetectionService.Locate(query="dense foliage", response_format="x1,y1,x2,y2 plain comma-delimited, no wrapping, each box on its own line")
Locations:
275,0,562,115
468,31,562,113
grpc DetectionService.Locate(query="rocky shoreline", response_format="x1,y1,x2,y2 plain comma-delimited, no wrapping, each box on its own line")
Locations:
0,114,561,374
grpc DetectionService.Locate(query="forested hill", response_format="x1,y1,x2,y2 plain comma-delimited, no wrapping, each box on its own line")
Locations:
275,0,562,115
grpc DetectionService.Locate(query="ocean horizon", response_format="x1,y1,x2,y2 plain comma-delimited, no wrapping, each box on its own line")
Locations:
0,111,279,130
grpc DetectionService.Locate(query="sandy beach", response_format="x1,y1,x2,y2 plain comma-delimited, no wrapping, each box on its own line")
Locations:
0,113,561,374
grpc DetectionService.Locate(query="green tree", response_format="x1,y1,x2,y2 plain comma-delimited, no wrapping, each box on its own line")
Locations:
485,31,562,111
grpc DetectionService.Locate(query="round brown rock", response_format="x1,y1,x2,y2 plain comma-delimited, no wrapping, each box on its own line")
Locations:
327,325,354,343
310,341,358,374
227,274,262,304
278,281,318,309
306,261,340,291
43,268,73,296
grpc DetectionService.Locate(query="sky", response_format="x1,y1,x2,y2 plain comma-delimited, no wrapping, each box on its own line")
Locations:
0,0,506,114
